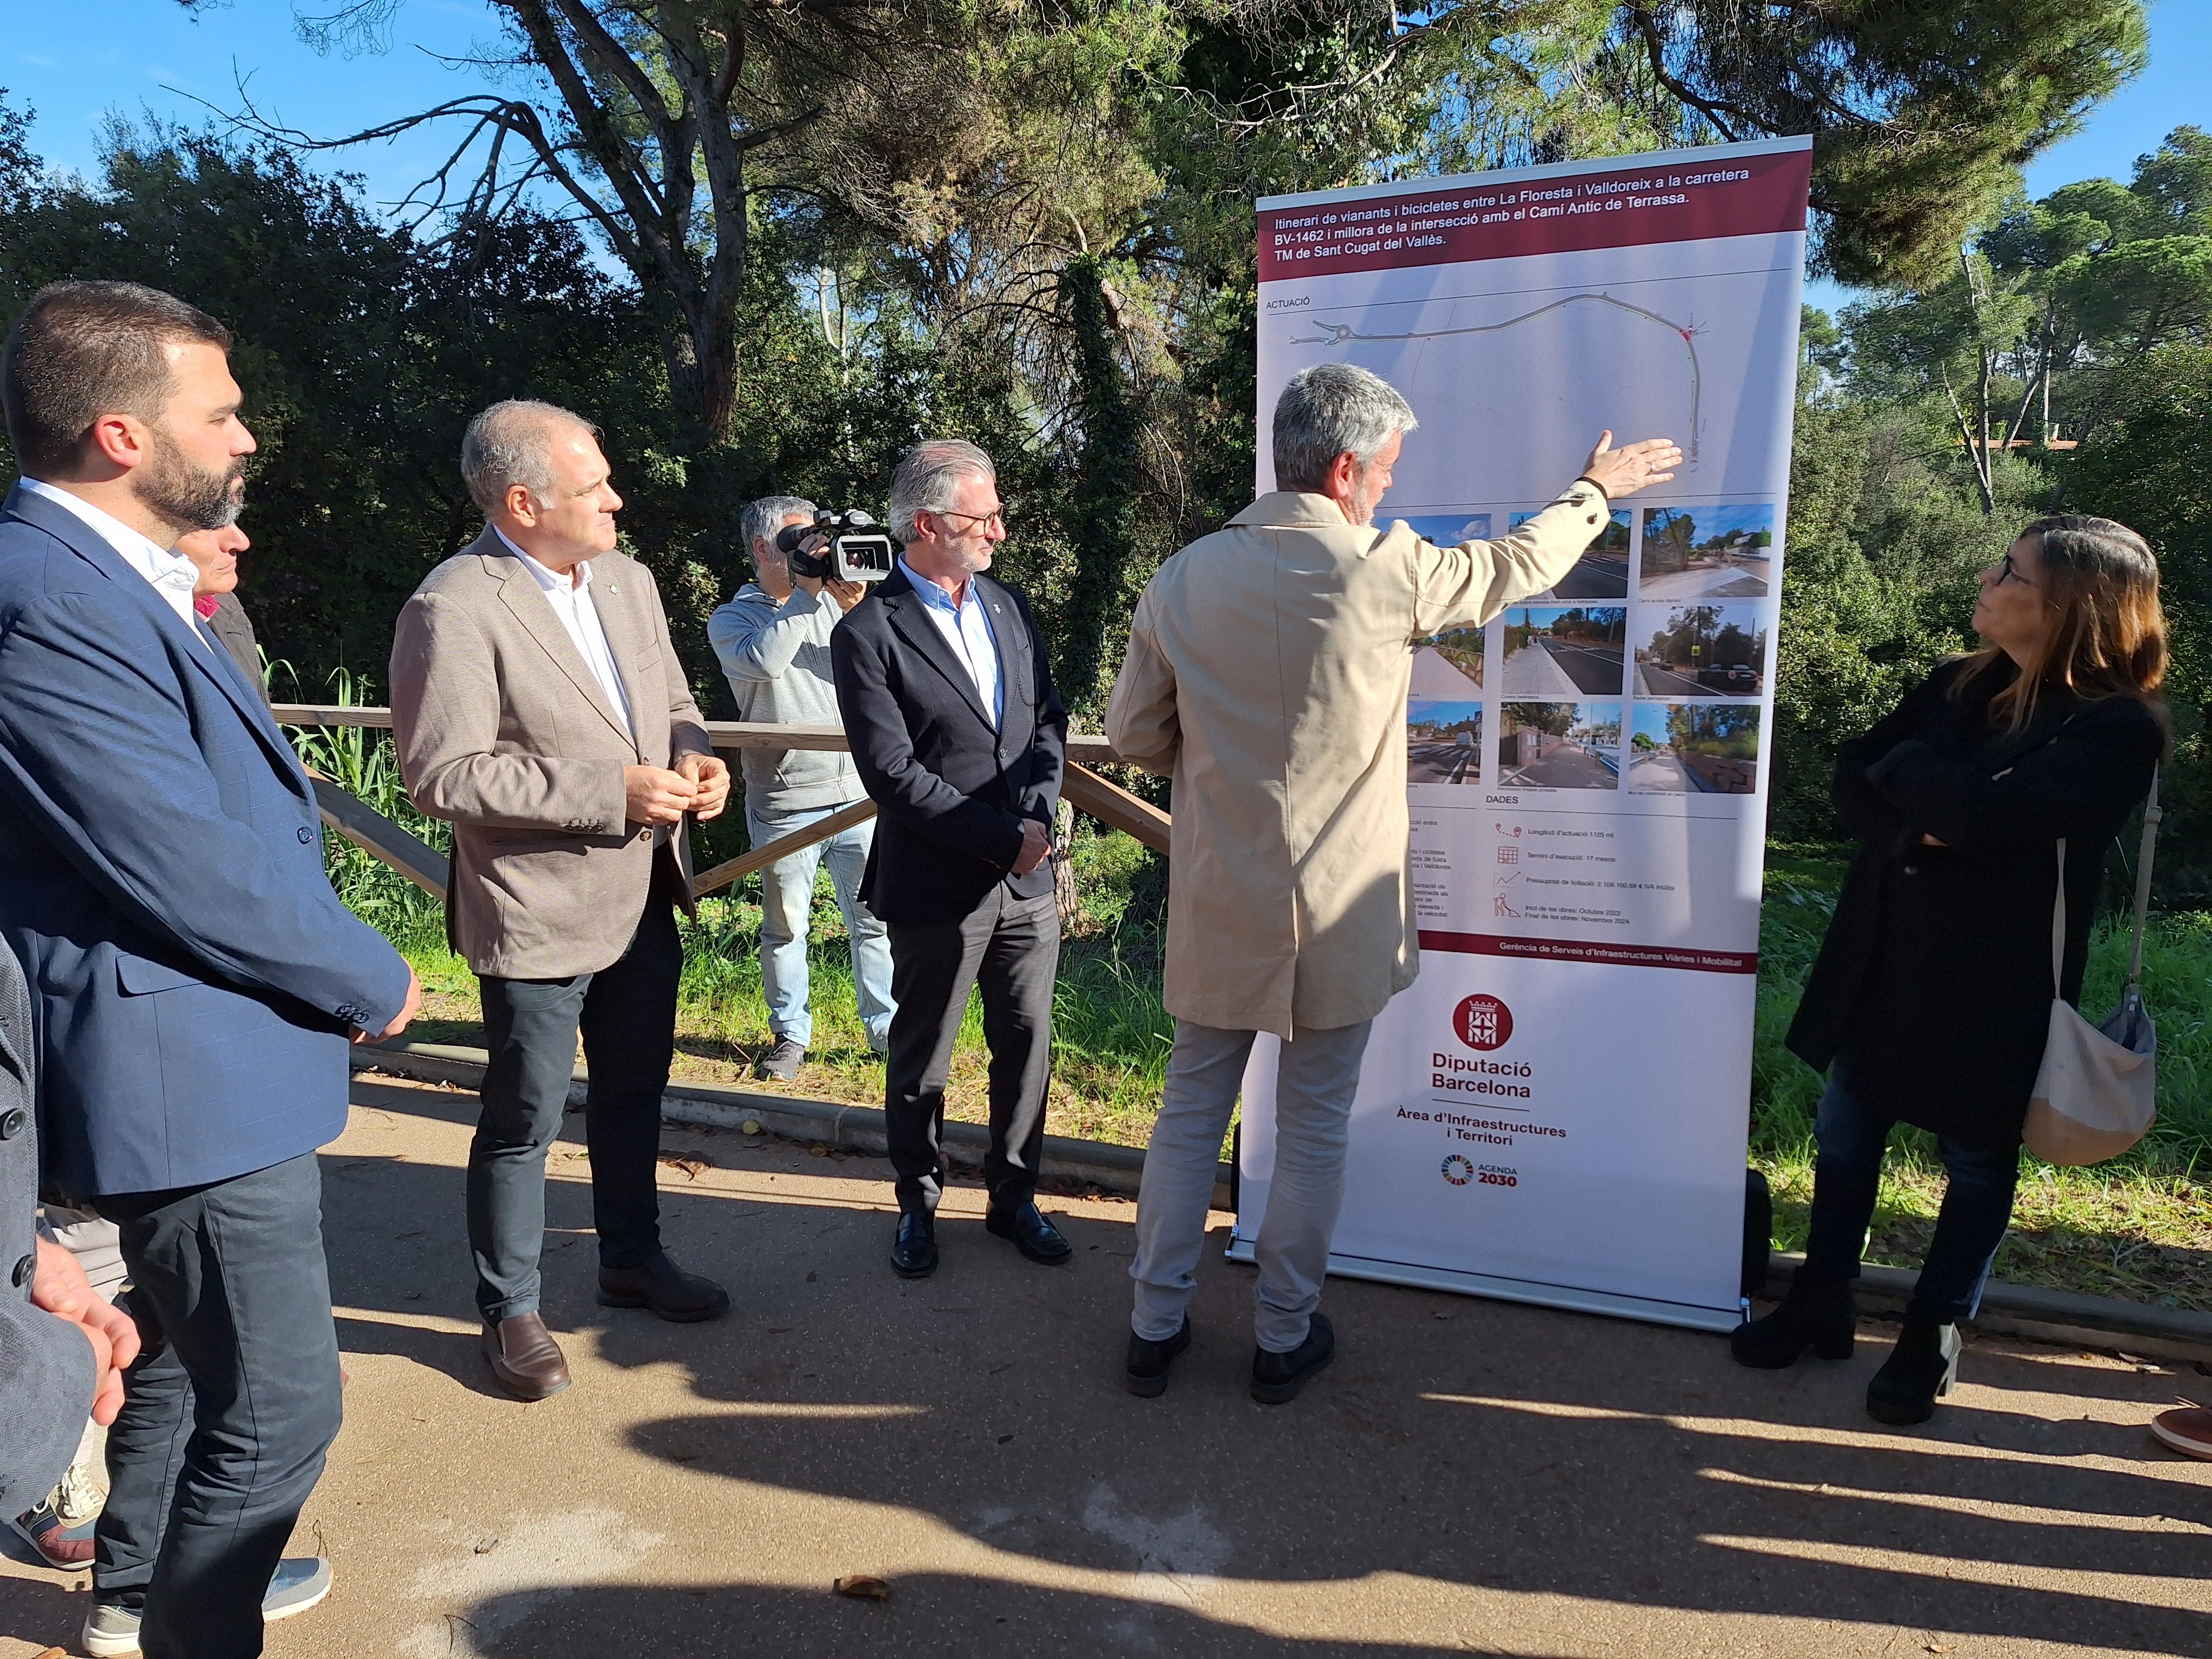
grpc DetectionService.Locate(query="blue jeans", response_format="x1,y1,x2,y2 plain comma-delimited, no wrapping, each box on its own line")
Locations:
92,1153,344,1659
1800,1065,2020,1323
747,799,895,1052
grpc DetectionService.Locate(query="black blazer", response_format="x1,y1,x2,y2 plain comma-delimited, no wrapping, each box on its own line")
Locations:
1786,657,2161,1147
831,566,1067,925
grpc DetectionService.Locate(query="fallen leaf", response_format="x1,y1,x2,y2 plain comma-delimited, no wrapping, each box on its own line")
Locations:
1924,1644,1953,1654
834,1576,892,1600
672,1449,701,1463
998,1433,1015,1444
659,1155,710,1180
473,1538,499,1555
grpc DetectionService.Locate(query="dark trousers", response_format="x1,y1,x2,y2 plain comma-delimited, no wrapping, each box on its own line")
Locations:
1799,1064,2021,1323
471,861,681,1322
884,885,1058,1213
92,1153,343,1659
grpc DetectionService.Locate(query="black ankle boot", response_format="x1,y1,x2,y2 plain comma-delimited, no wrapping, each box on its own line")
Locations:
1865,1316,1961,1425
1729,1273,1856,1369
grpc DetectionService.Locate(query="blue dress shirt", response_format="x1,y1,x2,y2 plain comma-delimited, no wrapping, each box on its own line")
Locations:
898,556,1003,728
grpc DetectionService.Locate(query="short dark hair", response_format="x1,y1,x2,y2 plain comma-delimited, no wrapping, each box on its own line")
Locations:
1,281,233,476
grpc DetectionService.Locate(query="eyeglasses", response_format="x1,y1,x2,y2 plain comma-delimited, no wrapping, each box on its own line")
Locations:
929,506,1007,535
1995,551,2037,587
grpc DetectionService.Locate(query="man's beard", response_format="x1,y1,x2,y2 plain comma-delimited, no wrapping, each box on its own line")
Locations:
1347,466,1383,527
133,428,246,533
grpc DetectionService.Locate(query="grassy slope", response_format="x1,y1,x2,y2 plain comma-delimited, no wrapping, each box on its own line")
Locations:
336,807,2211,1309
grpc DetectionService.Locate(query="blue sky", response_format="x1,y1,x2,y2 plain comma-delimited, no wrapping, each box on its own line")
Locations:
4,0,2203,289
1641,503,1775,542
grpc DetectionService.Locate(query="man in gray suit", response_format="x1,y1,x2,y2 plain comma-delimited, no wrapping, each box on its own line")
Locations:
391,401,735,1402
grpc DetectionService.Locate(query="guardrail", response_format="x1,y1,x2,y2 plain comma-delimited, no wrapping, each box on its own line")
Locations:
272,704,1171,901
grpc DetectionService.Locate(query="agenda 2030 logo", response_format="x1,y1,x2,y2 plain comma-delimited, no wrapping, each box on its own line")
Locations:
1451,993,1513,1051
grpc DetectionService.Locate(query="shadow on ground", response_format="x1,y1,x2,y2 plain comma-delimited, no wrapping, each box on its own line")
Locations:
304,1079,2212,1658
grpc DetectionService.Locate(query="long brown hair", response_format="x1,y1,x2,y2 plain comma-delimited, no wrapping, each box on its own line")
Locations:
1954,515,2168,734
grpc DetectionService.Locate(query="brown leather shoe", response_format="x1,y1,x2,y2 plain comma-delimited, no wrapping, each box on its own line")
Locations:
482,1311,571,1400
597,1253,730,1322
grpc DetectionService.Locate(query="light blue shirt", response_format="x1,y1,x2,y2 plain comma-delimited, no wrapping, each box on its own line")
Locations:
899,556,1003,728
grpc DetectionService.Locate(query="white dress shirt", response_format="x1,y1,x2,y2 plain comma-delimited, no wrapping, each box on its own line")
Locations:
495,528,635,739
18,478,207,645
897,556,1002,728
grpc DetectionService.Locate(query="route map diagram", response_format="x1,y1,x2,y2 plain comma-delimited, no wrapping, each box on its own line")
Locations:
1289,291,1706,462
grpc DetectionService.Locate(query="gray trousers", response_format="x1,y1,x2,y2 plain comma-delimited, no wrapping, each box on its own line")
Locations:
1130,1017,1374,1353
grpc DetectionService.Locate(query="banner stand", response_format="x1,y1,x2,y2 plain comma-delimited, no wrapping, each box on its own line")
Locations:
1237,136,1814,1333
1221,1238,1744,1334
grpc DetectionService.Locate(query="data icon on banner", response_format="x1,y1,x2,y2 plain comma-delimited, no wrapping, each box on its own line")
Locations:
1234,136,1809,1332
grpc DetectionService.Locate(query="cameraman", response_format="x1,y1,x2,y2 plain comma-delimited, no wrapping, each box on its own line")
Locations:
708,496,896,1081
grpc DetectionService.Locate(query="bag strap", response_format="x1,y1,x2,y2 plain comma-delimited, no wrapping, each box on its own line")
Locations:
2049,768,2163,999
2050,839,2067,996
2126,768,2162,991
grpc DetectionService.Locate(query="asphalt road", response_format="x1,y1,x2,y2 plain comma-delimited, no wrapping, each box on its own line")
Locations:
1502,739,1617,789
1409,740,1480,785
1533,551,1630,601
1503,637,1625,697
1640,559,1772,601
1636,661,1761,698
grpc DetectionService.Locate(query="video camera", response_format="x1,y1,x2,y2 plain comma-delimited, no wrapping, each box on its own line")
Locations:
775,509,897,586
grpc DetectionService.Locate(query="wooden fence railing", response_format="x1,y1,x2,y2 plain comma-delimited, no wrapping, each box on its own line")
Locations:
273,704,1171,903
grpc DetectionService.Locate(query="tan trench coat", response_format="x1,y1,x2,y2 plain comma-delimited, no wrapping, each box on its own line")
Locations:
1104,483,1611,1037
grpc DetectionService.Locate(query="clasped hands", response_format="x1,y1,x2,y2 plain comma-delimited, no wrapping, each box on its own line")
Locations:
625,752,732,827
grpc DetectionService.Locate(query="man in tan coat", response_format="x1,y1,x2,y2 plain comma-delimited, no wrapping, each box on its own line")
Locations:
391,400,734,1401
1107,363,1679,1403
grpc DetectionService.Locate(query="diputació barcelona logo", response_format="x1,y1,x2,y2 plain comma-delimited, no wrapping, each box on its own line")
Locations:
1451,993,1513,1052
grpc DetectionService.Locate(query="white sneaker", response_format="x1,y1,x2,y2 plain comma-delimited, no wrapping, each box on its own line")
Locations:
81,1556,333,1656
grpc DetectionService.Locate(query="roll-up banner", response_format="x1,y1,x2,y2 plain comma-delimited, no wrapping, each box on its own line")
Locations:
1231,137,1812,1333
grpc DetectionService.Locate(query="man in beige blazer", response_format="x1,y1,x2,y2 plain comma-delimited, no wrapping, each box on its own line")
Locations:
391,400,734,1401
1107,363,1680,1404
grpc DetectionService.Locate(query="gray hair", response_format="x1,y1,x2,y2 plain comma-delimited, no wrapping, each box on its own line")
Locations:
460,398,599,516
887,439,996,543
743,494,817,564
1271,363,1417,492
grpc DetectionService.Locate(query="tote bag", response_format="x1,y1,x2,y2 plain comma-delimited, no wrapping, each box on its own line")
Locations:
2023,774,2160,1165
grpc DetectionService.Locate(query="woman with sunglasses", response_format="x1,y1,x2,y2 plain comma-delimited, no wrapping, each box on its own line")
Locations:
1735,516,2165,1423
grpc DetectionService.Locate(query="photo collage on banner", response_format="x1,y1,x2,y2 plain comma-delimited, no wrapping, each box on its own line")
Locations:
1238,138,1812,1330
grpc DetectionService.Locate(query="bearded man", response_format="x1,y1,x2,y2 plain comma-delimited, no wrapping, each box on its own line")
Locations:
0,281,419,1659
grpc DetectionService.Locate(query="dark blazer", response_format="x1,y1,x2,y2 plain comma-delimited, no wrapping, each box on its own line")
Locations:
205,591,267,705
1786,657,2162,1147
831,565,1067,925
0,485,412,1199
0,939,92,1518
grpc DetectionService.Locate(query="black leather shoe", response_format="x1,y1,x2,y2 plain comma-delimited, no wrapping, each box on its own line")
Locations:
1866,1316,1962,1426
1730,1271,1856,1369
597,1253,731,1323
1251,1310,1334,1405
985,1201,1072,1264
1127,1317,1192,1398
891,1210,938,1278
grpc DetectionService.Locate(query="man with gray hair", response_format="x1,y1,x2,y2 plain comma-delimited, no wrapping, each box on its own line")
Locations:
831,440,1070,1279
392,399,735,1403
1107,362,1681,1404
708,495,895,1079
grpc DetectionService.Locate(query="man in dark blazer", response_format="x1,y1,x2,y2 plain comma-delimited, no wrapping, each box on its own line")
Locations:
831,440,1070,1278
0,281,419,1658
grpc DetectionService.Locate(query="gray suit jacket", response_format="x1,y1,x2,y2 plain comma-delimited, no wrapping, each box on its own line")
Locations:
0,943,94,1516
205,592,266,705
390,529,713,979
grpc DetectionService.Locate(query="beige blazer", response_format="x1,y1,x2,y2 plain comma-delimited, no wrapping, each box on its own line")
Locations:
1105,484,1610,1037
390,529,713,979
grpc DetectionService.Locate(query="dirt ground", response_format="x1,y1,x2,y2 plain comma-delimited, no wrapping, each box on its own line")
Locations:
4,1073,2209,1658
